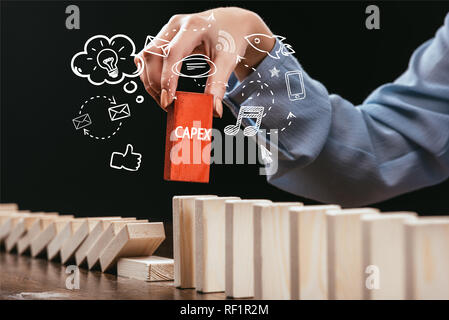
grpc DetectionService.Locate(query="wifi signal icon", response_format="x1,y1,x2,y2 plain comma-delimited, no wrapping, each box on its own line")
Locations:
216,30,236,53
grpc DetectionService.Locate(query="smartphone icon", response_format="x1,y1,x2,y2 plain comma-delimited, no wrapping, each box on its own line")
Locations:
285,70,306,101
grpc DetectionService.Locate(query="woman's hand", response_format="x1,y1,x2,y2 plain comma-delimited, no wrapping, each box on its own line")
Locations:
135,7,275,117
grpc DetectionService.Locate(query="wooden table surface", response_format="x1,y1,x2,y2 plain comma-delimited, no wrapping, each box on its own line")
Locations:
0,252,227,300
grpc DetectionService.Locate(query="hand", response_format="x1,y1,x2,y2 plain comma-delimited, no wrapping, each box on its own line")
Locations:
110,144,142,171
135,7,275,117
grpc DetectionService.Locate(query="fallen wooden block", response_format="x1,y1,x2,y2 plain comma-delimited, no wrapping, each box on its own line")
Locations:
17,214,64,255
0,211,19,229
47,218,86,261
4,215,30,251
253,202,303,300
225,199,271,299
75,218,136,266
405,218,449,299
5,213,58,252
117,256,174,282
289,205,341,300
0,203,18,211
99,222,165,272
60,217,122,264
86,220,148,270
195,196,240,293
0,211,31,244
362,212,417,300
0,214,18,243
29,216,75,258
173,195,217,288
326,208,380,300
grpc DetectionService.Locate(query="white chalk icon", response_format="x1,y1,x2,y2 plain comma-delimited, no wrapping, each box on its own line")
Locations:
285,70,306,101
110,144,142,171
244,33,295,60
235,55,245,64
206,12,215,21
143,35,171,58
108,103,131,121
123,80,138,94
269,66,280,77
72,114,92,130
97,48,119,78
71,34,144,86
75,95,124,140
171,54,217,79
216,30,236,53
260,145,273,164
224,106,264,137
136,95,144,104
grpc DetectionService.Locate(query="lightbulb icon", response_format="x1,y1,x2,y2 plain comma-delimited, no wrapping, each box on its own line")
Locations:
97,48,119,78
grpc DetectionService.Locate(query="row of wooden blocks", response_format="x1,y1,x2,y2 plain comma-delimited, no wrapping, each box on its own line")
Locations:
0,203,172,281
173,195,449,300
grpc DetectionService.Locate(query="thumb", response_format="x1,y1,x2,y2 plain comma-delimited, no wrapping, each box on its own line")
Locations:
204,53,235,118
124,144,134,155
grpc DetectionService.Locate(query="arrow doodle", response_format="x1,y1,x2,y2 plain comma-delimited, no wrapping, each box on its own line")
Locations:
76,95,123,140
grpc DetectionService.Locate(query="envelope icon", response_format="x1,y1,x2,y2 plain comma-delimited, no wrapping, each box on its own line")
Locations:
72,113,92,130
108,103,131,122
144,35,171,58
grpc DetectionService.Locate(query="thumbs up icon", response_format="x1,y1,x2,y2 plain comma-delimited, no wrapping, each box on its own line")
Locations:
110,144,142,171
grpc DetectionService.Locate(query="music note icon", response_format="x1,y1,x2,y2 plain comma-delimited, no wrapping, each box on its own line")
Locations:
224,106,265,136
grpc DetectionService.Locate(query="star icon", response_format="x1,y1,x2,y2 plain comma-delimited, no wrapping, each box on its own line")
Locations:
269,66,280,78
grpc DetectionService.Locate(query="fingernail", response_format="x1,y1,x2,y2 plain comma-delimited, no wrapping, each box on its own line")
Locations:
215,97,223,118
160,89,168,109
134,56,140,67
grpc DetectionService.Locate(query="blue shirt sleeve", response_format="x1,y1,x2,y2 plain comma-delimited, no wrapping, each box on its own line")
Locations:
222,15,449,206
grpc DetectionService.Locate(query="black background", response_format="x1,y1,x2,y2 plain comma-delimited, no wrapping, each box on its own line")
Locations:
1,1,448,221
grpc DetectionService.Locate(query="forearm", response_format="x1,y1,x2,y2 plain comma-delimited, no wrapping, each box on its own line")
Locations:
223,22,449,206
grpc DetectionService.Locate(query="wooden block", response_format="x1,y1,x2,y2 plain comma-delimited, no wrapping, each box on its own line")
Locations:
164,91,214,183
289,205,341,300
60,217,122,264
0,217,15,242
17,214,63,255
5,213,56,252
75,218,136,266
405,219,449,299
253,202,303,300
117,256,174,282
0,212,30,244
30,216,73,257
0,203,18,211
0,212,18,226
326,208,380,300
99,222,165,272
0,215,12,234
86,220,148,270
225,199,271,298
5,213,39,252
47,218,86,261
0,212,20,228
195,196,240,293
4,215,29,251
362,213,417,300
173,195,217,288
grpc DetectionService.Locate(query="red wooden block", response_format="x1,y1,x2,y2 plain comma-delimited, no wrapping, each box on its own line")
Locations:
164,91,214,183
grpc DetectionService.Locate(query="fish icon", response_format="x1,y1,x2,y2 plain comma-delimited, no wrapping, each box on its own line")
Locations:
244,33,295,59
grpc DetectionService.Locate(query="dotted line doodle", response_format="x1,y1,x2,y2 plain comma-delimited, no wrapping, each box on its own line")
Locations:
78,95,123,140
85,122,122,140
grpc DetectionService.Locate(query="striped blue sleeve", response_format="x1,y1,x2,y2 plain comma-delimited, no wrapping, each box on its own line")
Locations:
223,15,449,206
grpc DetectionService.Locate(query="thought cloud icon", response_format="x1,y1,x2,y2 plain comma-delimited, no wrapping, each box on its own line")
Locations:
71,34,144,86
171,54,217,79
